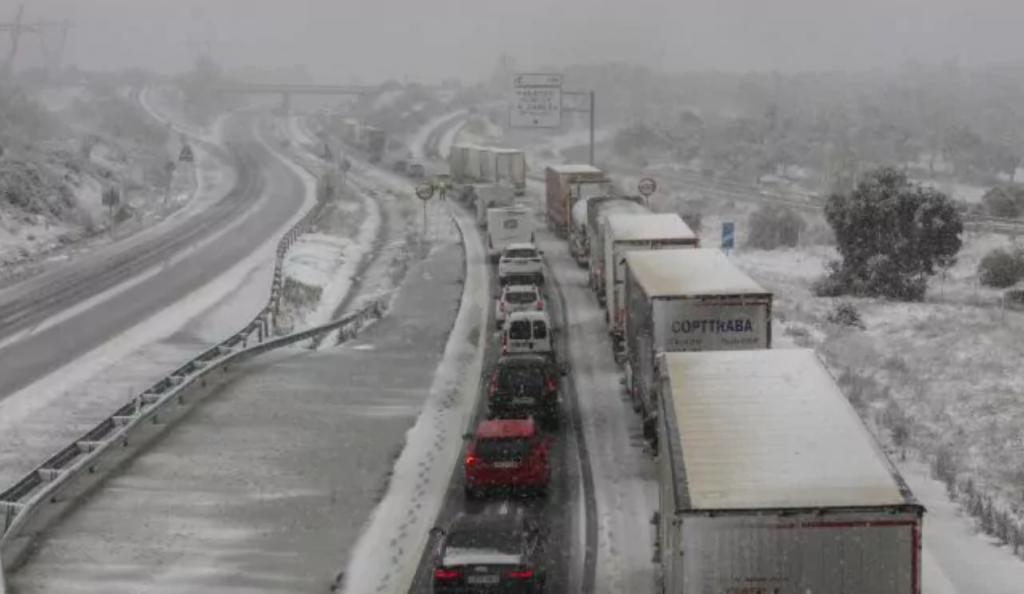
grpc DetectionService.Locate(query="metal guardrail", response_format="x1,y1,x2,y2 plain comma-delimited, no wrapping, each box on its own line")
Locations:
0,131,364,580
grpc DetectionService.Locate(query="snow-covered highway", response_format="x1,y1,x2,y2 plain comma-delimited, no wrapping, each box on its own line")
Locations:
0,108,311,492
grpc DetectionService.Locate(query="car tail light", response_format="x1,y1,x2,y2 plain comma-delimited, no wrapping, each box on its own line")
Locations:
545,378,557,392
489,377,498,396
464,454,475,466
500,301,506,312
434,568,460,580
506,568,533,578
535,299,543,310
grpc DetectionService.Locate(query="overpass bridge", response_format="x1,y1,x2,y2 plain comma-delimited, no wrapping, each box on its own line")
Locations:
213,82,445,113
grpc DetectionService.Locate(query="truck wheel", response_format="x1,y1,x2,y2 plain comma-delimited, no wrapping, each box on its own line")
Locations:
643,415,657,444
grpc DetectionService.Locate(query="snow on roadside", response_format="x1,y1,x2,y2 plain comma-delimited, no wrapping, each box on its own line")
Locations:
409,109,467,161
341,200,484,594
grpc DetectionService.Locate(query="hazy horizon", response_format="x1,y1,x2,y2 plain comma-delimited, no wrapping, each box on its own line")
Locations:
6,0,1023,82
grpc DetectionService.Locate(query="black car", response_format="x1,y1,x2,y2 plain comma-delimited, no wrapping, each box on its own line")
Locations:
487,354,564,427
430,512,547,593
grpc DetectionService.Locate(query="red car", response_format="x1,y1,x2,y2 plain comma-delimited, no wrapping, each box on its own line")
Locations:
463,418,552,499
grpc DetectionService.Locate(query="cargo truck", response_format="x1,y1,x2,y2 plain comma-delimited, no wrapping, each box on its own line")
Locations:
474,184,515,228
486,206,535,261
545,164,610,238
603,214,699,358
653,349,924,594
623,248,772,438
493,148,527,195
587,196,648,299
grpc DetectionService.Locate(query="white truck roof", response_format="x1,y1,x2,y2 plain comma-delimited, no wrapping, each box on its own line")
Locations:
626,248,766,298
606,213,698,243
661,349,914,511
548,164,603,175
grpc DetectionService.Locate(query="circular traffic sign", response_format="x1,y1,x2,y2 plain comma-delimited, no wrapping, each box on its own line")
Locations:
415,183,435,201
638,177,657,197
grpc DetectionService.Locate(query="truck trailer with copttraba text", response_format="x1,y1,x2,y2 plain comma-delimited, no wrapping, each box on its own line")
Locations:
603,214,699,362
623,248,771,440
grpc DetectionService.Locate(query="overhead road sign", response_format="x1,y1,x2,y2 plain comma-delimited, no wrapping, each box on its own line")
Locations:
510,73,562,129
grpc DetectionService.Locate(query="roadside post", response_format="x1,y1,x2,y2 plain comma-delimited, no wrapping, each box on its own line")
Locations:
415,182,435,255
721,221,735,256
638,177,657,207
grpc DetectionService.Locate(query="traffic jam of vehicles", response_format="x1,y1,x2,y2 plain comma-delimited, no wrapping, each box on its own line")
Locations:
347,121,925,593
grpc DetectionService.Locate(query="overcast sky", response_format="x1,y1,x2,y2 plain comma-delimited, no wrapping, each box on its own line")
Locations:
6,0,1021,82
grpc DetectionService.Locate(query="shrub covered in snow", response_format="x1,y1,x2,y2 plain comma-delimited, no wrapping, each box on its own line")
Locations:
978,247,1024,288
981,185,1024,219
819,167,963,301
825,300,865,329
679,210,703,235
745,204,805,250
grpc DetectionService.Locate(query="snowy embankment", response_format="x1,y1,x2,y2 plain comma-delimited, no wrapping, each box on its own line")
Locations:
334,114,482,594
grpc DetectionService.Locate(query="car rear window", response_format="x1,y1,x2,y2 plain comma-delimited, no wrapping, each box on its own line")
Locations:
497,364,545,391
505,249,537,259
532,321,548,339
447,529,520,553
475,437,531,462
505,291,535,305
508,320,532,340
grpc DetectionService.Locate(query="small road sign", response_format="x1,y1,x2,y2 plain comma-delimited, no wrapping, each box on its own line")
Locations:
510,73,562,129
415,183,435,201
178,144,194,163
721,222,735,251
638,177,657,197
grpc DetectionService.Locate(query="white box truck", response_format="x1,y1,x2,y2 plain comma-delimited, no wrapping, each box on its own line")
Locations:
603,214,699,358
586,197,648,302
654,349,924,594
486,206,535,261
493,148,527,195
474,184,515,227
624,248,772,439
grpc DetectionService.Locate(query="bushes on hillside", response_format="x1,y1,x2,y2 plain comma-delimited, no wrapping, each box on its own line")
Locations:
746,204,805,250
978,248,1024,288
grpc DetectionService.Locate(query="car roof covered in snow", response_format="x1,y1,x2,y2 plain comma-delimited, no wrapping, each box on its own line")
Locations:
475,418,536,439
547,163,603,175
625,248,768,298
503,284,539,294
605,213,698,243
506,310,549,323
658,349,919,512
503,242,537,251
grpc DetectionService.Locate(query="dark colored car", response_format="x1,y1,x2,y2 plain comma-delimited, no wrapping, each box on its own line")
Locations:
487,354,564,426
430,512,548,593
463,418,551,499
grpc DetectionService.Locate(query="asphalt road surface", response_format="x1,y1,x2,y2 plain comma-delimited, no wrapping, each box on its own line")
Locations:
10,241,467,594
0,114,305,403
405,204,587,594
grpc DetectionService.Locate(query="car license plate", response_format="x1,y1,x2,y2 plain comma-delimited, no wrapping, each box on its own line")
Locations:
512,397,534,405
468,575,500,585
493,461,519,468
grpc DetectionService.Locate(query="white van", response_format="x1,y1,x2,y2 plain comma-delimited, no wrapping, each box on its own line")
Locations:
487,206,535,261
501,310,555,360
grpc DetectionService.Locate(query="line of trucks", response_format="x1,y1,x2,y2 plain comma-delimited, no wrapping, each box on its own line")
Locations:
541,163,925,593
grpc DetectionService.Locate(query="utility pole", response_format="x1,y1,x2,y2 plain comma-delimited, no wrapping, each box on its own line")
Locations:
561,90,597,165
2,4,24,78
